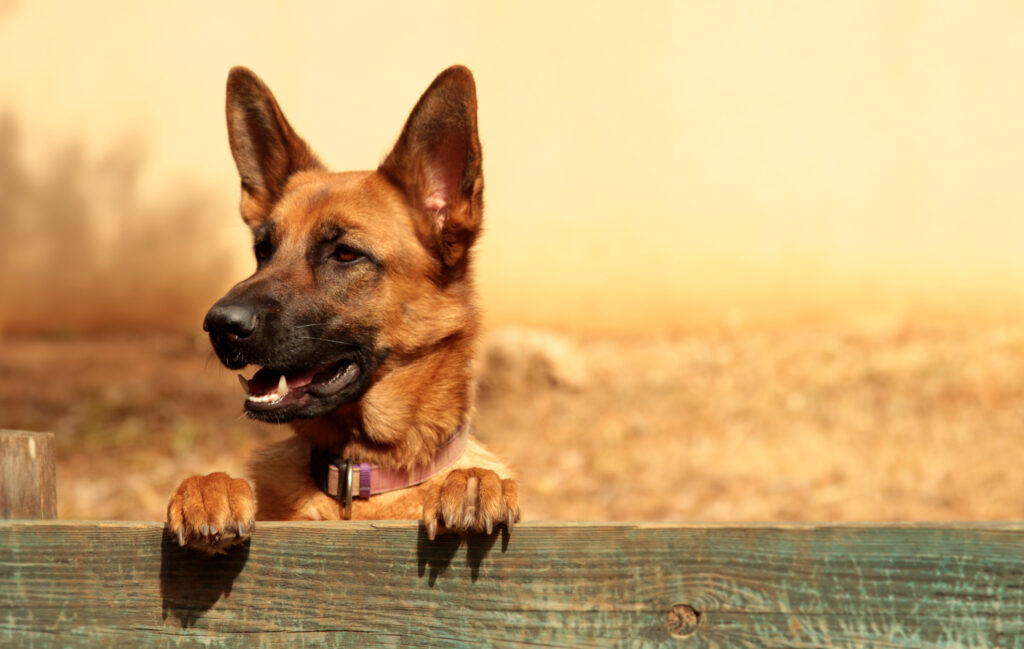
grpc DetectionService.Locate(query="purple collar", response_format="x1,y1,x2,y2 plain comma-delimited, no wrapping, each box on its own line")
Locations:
309,424,469,518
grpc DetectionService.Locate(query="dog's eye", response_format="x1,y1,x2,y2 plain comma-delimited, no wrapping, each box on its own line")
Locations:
334,245,363,264
254,239,273,264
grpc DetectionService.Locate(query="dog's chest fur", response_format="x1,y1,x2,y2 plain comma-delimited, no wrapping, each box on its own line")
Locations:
248,436,512,521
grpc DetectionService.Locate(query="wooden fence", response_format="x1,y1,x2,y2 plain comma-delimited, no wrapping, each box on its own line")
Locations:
3,431,1024,648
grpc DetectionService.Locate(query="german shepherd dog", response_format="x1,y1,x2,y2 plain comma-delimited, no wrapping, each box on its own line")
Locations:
167,66,519,554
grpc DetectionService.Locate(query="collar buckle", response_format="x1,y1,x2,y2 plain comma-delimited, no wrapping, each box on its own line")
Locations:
319,454,354,519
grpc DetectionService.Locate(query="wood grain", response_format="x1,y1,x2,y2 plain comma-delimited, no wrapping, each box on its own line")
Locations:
0,431,56,520
2,521,1024,648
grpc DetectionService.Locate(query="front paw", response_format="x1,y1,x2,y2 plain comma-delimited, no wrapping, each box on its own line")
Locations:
422,468,520,540
166,472,255,554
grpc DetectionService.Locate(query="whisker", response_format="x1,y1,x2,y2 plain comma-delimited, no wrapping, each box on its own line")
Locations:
301,336,353,345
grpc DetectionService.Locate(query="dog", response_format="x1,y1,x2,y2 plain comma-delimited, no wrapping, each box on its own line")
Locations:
166,65,519,554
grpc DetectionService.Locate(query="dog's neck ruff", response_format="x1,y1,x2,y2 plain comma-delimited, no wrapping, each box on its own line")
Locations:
309,423,469,517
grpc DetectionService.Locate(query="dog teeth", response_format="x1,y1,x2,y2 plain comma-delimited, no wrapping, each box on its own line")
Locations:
244,374,290,405
247,393,280,404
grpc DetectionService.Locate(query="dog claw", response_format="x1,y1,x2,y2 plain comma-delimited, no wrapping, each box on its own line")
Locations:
426,519,437,541
177,528,185,547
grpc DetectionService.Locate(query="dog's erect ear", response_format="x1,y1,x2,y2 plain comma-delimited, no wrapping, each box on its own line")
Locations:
225,67,323,227
379,66,484,271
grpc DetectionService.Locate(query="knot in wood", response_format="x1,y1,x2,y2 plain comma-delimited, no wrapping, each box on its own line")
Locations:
666,603,700,638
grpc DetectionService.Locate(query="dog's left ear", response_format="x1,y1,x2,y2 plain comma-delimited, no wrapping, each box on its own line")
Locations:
226,67,324,228
379,66,484,271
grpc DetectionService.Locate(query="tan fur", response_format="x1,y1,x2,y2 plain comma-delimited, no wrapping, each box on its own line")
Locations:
166,66,519,554
248,437,512,523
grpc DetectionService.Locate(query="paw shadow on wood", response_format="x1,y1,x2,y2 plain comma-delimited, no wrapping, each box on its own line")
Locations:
159,531,250,628
416,524,510,586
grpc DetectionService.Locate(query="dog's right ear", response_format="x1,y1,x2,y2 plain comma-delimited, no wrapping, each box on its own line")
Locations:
225,67,323,228
379,66,484,273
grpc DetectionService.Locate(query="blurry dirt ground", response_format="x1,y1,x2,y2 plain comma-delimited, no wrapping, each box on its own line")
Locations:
2,320,1024,522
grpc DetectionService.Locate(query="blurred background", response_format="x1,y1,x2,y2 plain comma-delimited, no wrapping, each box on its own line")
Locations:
2,1,1023,522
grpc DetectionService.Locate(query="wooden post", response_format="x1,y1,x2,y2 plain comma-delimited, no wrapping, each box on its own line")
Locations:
0,430,56,519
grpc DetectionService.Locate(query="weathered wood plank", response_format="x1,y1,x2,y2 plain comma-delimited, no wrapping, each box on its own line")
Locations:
2,521,1024,648
0,431,56,519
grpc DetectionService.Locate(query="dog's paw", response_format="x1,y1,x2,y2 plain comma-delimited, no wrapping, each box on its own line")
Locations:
166,472,255,555
421,468,520,540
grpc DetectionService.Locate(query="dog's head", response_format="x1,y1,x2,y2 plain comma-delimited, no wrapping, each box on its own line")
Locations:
205,67,483,423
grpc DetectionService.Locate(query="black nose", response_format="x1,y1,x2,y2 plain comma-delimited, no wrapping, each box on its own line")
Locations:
204,303,258,340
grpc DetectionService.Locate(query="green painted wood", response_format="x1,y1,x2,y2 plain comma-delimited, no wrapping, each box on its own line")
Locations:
3,521,1024,648
0,431,56,520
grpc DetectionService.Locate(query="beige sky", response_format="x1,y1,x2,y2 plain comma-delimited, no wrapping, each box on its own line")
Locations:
2,1,1023,330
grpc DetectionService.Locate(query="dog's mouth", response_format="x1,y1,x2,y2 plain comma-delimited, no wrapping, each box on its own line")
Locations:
237,359,362,418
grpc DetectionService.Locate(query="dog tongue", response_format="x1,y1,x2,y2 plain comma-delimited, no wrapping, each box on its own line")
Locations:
246,367,319,397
